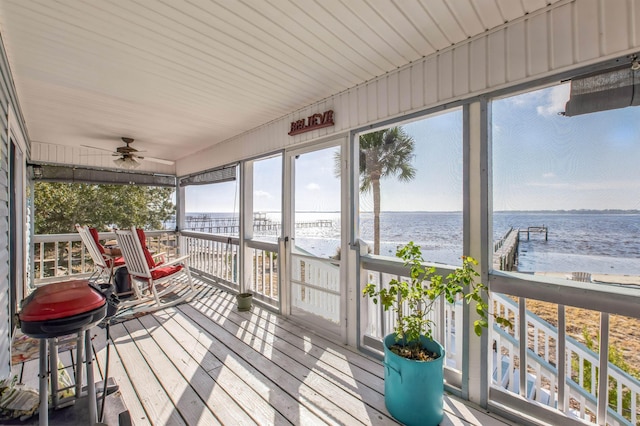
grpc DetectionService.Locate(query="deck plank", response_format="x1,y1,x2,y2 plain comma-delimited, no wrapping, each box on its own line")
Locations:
178,303,381,425
100,283,514,426
143,310,288,424
191,293,391,419
121,319,224,425
109,323,187,425
98,333,152,426
146,309,294,425
182,295,396,425
205,292,385,390
159,306,329,425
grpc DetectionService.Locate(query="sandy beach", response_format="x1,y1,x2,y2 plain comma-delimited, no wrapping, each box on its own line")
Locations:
534,271,640,286
517,272,640,378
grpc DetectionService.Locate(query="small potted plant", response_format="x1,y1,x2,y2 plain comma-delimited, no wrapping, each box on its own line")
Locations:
236,292,253,312
363,241,511,426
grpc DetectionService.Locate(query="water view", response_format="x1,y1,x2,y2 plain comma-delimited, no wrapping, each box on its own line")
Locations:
173,211,640,276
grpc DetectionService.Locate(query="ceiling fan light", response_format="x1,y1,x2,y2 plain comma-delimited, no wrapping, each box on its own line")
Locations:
114,157,141,169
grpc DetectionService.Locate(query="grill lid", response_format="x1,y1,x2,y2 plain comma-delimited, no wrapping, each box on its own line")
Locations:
19,280,106,322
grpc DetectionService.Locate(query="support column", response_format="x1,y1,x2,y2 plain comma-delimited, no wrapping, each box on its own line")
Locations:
465,99,490,406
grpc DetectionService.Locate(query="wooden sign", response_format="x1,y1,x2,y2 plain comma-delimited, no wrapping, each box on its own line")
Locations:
288,110,334,136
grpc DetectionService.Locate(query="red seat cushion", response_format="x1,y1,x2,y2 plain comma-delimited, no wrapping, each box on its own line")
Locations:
150,264,183,280
136,228,157,269
88,227,106,254
105,256,126,268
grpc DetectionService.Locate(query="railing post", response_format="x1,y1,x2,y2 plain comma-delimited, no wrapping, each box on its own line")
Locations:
558,304,566,412
597,313,610,426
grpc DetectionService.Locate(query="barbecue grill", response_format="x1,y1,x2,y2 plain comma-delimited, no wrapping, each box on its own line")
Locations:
18,280,107,426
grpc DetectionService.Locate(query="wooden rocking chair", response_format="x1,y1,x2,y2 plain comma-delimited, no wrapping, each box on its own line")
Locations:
114,227,196,309
75,224,125,284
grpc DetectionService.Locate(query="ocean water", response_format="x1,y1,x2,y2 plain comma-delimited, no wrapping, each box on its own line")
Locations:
172,211,640,275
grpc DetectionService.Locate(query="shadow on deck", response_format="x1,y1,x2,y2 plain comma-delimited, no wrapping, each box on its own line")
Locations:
12,278,514,425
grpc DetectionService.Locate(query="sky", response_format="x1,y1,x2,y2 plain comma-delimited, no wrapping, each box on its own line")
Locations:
185,82,640,213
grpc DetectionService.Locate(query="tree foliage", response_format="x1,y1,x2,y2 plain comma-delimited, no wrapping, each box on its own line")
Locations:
359,127,416,254
333,126,416,255
34,182,175,234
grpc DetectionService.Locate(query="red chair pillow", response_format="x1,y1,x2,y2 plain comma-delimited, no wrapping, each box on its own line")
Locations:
136,228,157,269
88,227,106,254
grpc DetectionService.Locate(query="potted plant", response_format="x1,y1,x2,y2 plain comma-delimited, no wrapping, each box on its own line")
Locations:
236,292,253,311
363,241,511,426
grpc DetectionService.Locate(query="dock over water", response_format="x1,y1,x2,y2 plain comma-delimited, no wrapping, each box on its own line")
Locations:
518,226,548,241
493,226,548,271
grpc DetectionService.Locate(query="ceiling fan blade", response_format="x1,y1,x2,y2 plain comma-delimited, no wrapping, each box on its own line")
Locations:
139,156,175,165
81,144,115,153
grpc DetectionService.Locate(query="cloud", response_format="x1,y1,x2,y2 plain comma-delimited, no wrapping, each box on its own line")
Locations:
254,190,272,199
542,172,556,178
536,84,570,116
306,183,321,191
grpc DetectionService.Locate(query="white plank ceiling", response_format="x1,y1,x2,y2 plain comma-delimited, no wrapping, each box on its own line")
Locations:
0,0,561,166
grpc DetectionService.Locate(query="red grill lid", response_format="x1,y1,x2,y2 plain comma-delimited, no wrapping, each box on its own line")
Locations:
19,280,106,322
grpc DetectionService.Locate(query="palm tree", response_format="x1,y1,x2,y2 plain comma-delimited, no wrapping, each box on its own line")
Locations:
357,127,416,254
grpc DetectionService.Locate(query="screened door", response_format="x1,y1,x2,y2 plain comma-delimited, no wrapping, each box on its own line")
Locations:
284,139,345,338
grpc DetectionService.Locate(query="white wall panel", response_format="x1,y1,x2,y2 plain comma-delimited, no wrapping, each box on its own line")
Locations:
357,85,368,126
506,21,527,81
398,67,412,113
551,4,575,69
528,12,550,76
348,87,359,130
410,62,424,110
340,89,352,132
633,0,640,46
387,72,400,118
469,37,488,92
367,82,378,123
178,0,640,177
438,51,454,101
575,0,600,62
424,56,439,105
377,76,388,120
601,0,630,55
453,44,470,97
487,30,507,87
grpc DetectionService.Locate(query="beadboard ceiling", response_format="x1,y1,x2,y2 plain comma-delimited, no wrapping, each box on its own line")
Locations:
0,0,560,167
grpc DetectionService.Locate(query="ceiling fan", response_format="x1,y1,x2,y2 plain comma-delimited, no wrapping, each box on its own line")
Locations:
82,137,175,169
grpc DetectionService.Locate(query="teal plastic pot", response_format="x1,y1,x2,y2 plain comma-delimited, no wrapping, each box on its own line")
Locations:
383,333,445,426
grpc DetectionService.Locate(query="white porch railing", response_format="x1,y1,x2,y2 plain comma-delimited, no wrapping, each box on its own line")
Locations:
32,230,178,286
492,294,640,426
246,239,280,306
33,232,639,425
180,232,281,308
290,252,341,324
360,254,640,426
181,231,240,292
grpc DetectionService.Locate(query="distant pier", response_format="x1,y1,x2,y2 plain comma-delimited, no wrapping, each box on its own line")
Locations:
493,227,519,271
493,225,548,271
183,213,332,234
518,225,548,241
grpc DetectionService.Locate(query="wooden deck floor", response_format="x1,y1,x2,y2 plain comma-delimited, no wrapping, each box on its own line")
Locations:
103,284,515,425
14,282,515,425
